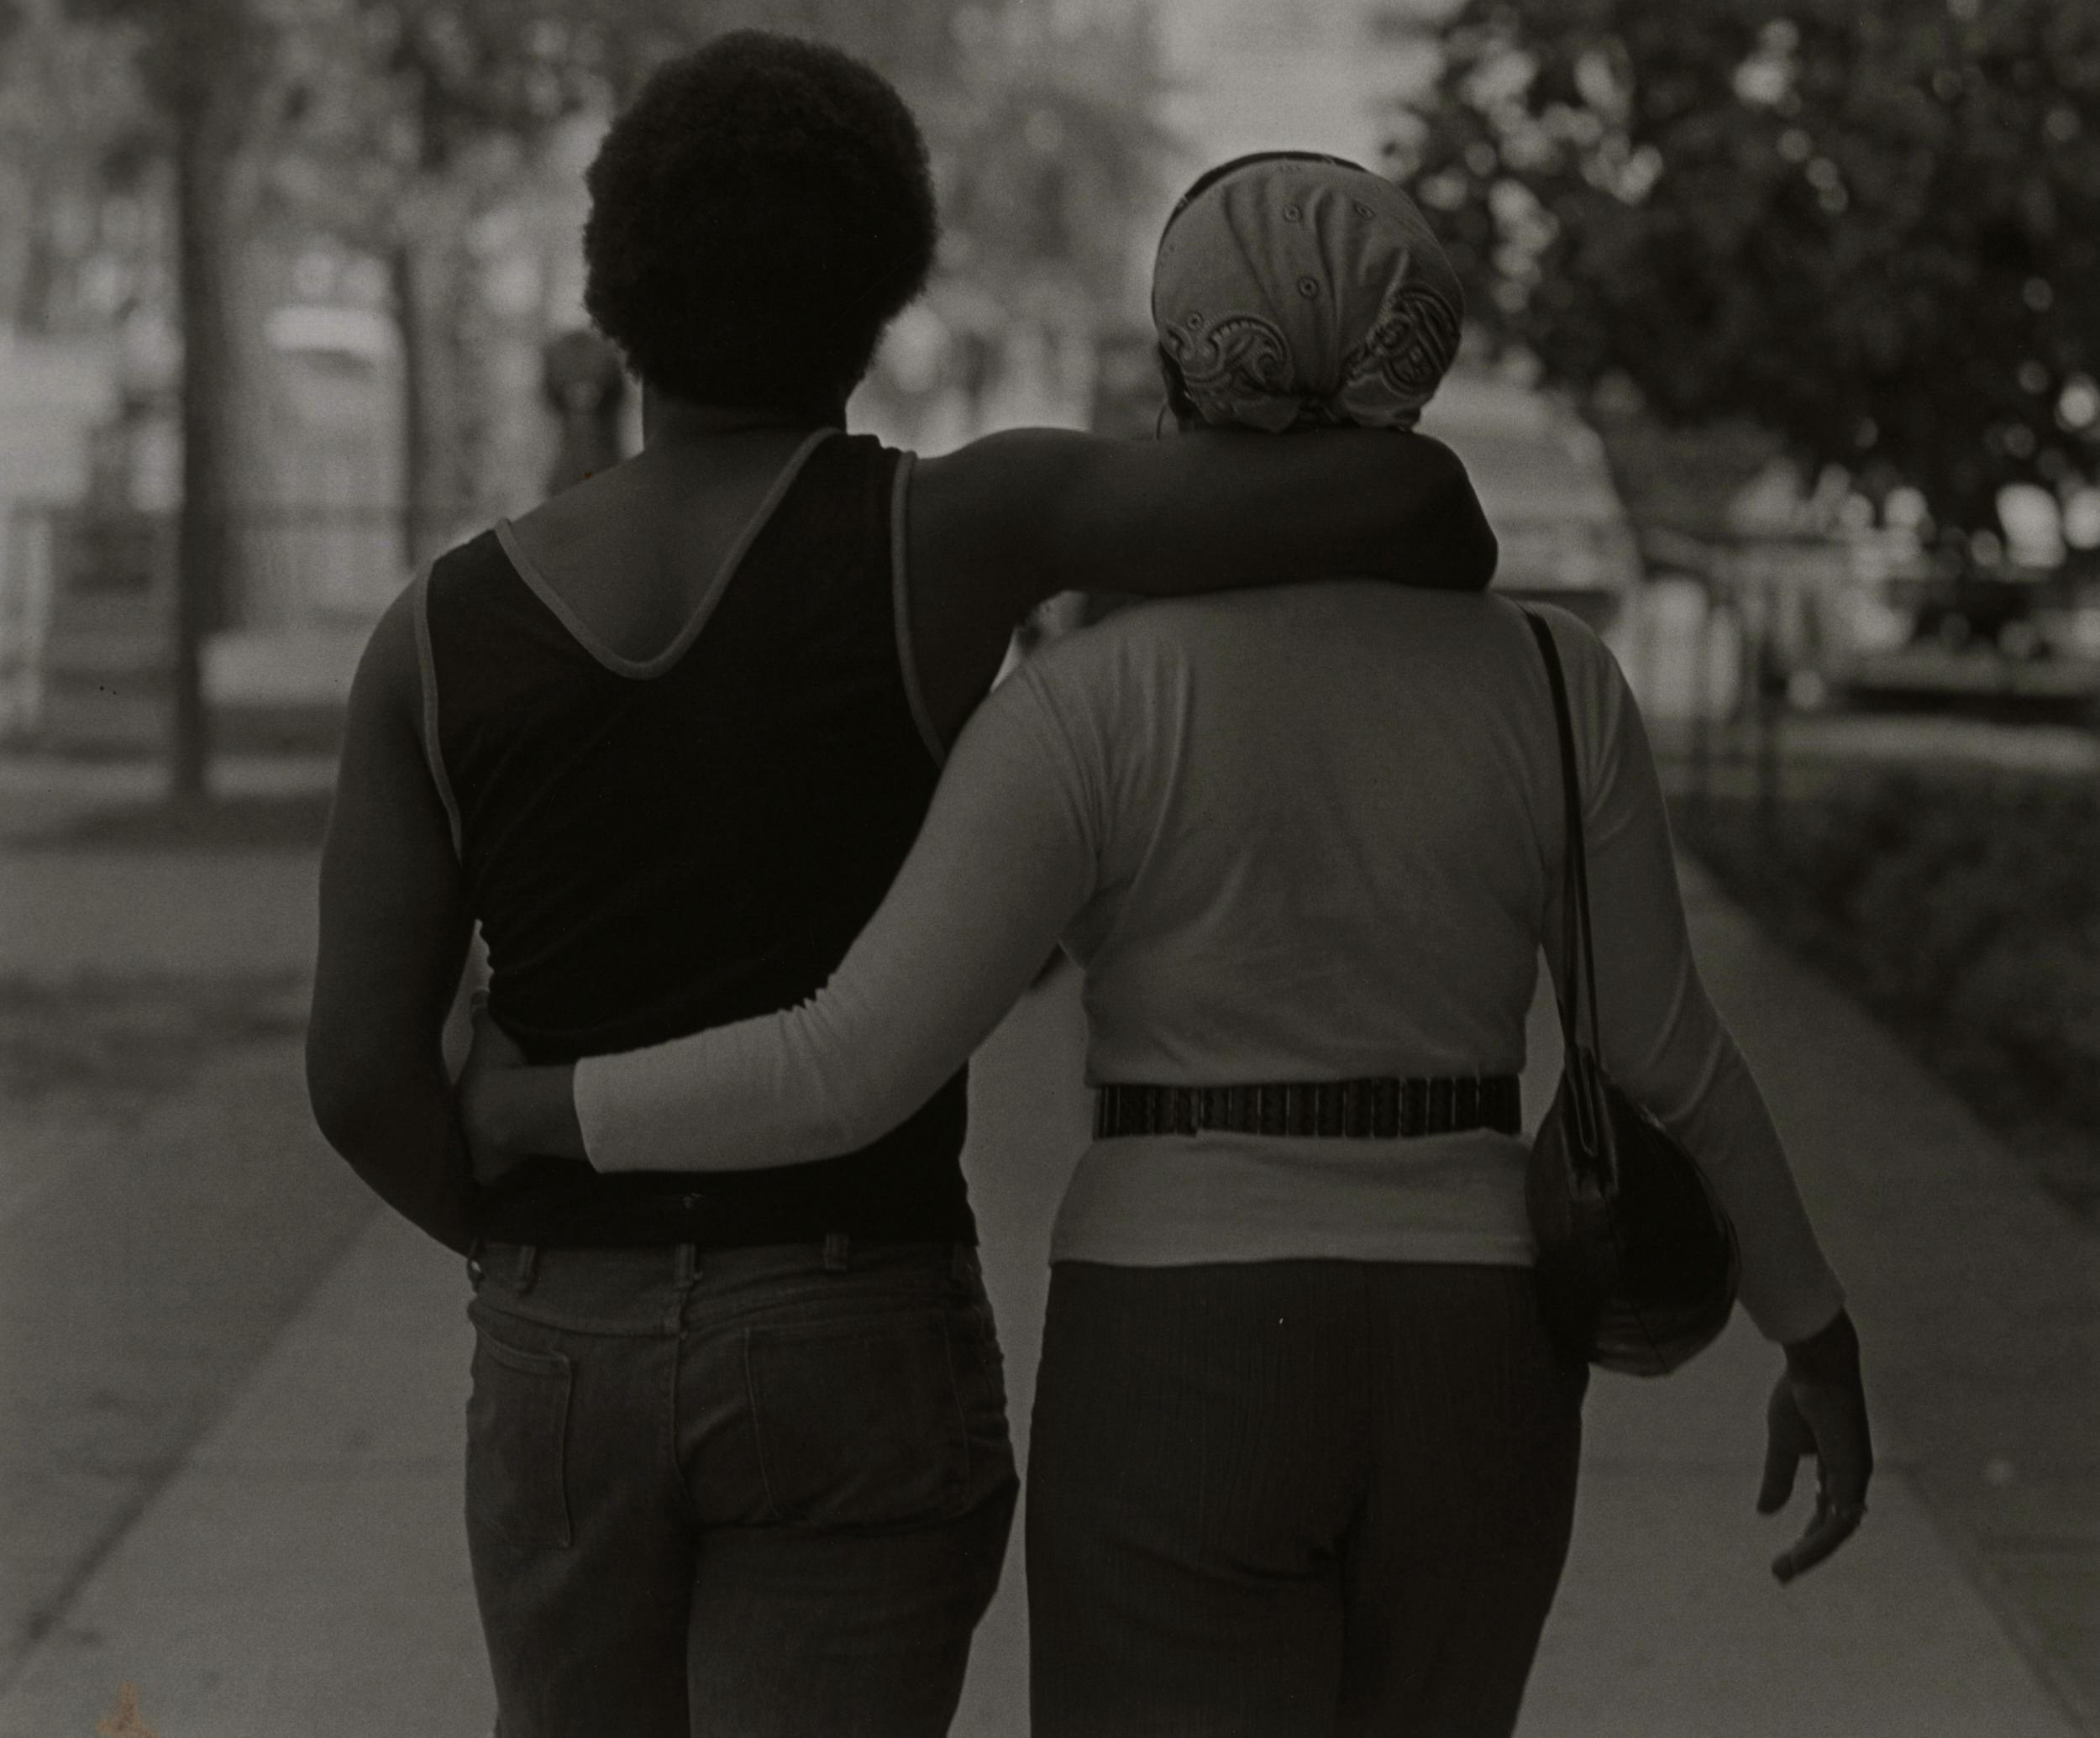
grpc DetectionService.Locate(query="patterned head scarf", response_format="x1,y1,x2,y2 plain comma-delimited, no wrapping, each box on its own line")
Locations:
1152,152,1464,433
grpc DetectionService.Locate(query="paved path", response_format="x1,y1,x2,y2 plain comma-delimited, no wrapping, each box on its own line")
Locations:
0,1028,373,1704
0,753,339,841
0,753,333,983
0,837,2092,1732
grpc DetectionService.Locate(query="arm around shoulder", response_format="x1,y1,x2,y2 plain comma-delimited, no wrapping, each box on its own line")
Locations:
918,424,1493,606
906,426,1495,742
573,671,1098,1173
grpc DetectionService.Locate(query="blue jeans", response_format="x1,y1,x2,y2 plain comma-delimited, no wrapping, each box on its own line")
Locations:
463,1237,1016,1738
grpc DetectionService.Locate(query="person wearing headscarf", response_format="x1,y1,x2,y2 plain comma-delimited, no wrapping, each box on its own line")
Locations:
1152,149,1463,433
458,153,1869,1736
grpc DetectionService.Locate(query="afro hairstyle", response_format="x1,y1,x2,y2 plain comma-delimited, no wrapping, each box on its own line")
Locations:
582,30,938,416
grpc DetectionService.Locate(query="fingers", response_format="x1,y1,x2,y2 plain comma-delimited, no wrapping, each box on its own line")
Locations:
1765,1369,1875,1583
1772,1489,1867,1585
1756,1378,1810,1514
1797,1368,1874,1500
463,993,530,1068
1814,1430,1872,1515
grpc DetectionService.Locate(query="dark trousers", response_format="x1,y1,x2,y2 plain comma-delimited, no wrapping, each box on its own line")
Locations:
463,1238,1017,1738
1026,1261,1587,1738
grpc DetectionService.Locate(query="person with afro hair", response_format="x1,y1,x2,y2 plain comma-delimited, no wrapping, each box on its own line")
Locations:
308,30,1499,1738
578,29,939,423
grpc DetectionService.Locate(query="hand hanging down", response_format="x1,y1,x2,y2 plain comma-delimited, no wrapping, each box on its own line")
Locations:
1761,1309,1874,1583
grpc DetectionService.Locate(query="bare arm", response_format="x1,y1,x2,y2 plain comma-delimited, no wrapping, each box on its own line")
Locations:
906,426,1494,740
306,585,479,1252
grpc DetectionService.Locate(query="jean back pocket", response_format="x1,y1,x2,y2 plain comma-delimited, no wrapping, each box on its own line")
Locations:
466,1319,575,1550
744,1311,969,1528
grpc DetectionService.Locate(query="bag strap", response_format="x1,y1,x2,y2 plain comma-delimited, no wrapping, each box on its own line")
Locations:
1522,610,1604,1059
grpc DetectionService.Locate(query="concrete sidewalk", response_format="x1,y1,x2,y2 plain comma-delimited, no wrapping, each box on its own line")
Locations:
0,753,334,982
1,864,2093,1737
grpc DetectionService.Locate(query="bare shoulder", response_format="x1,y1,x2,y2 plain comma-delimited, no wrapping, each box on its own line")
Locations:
348,574,429,727
911,426,1097,501
908,429,1100,572
902,431,1120,743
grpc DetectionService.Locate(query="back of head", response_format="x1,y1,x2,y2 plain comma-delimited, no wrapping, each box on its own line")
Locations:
583,30,938,418
1152,152,1463,433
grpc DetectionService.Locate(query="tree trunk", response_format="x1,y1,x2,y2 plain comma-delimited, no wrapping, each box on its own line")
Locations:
391,240,429,571
391,207,471,567
0,3,60,334
5,175,59,336
169,57,239,801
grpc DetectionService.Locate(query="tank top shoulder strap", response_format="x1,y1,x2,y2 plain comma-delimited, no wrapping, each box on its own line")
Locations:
408,559,464,859
884,446,944,765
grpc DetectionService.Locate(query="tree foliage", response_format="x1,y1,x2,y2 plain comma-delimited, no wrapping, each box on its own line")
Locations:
264,0,1164,528
935,3,1168,327
11,0,1166,787
1395,0,2100,543
36,0,275,795
261,2,637,556
0,0,159,333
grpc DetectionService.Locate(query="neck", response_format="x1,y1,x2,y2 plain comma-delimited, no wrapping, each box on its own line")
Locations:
642,389,846,447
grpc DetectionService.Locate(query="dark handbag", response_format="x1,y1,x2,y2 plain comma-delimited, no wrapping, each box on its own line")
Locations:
1523,610,1741,1377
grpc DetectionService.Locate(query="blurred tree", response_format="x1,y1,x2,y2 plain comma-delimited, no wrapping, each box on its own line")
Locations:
1394,0,2100,549
46,0,278,798
937,5,1167,322
8,0,1164,793
266,0,1165,480
0,0,162,335
155,0,272,798
260,2,638,566
260,0,1020,556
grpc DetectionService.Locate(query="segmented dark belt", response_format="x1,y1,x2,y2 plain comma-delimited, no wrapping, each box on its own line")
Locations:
1093,1075,1523,1141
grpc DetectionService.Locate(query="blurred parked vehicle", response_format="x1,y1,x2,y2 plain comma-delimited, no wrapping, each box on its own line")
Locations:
1826,551,2100,720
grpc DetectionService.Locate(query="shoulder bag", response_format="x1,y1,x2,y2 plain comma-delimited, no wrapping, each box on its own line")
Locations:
1523,608,1741,1377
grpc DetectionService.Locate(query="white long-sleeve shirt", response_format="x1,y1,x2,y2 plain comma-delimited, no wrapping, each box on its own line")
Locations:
575,587,1845,1345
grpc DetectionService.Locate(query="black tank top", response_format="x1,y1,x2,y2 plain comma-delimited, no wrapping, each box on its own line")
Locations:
417,430,973,1247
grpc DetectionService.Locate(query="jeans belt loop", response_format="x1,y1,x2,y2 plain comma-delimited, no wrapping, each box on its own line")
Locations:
513,1244,539,1294
823,1232,851,1273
